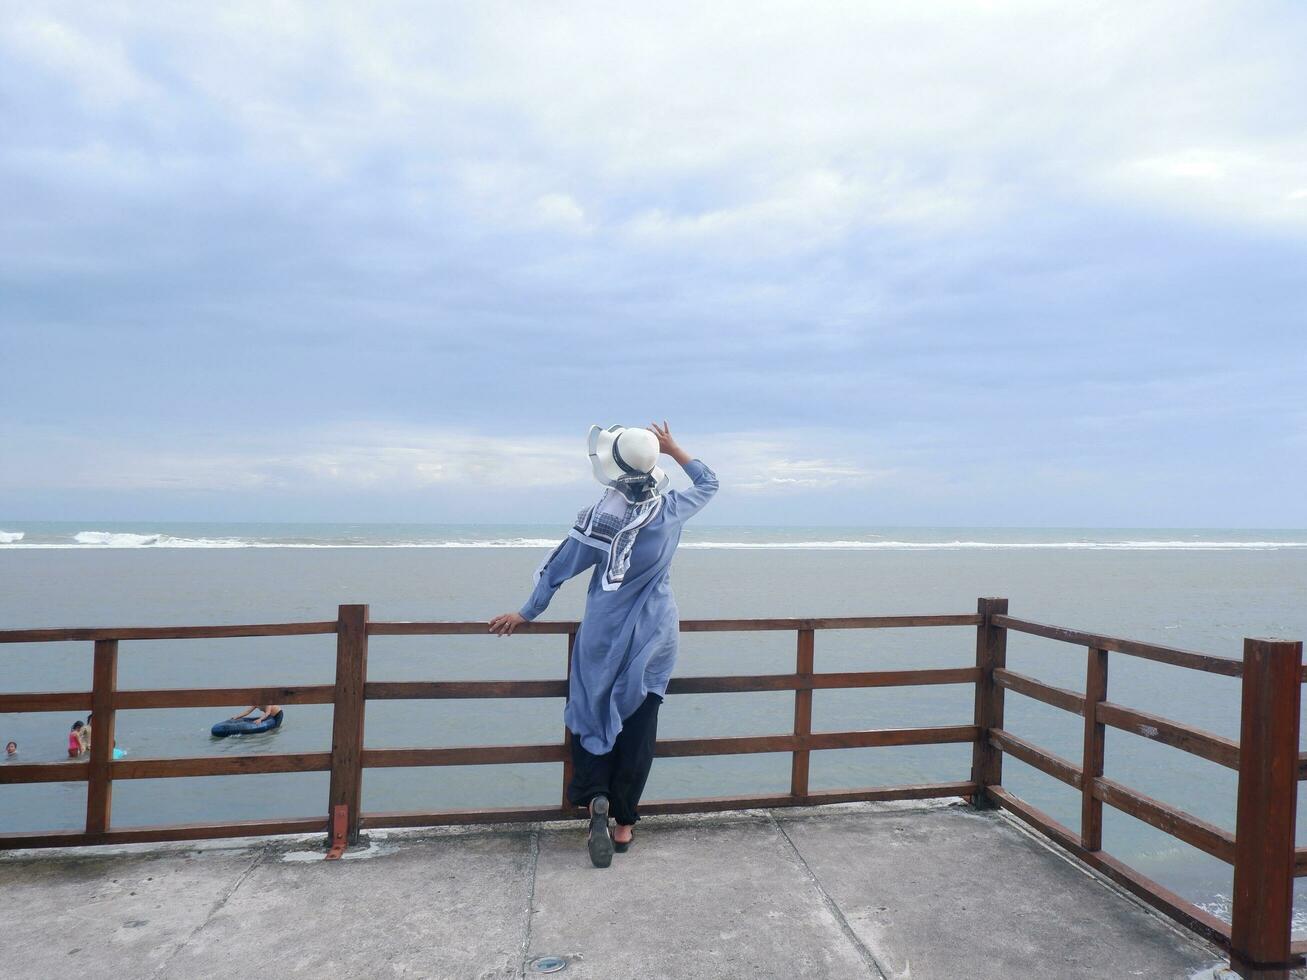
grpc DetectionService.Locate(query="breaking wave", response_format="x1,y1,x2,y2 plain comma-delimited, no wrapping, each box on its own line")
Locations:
72,531,249,548
0,530,23,543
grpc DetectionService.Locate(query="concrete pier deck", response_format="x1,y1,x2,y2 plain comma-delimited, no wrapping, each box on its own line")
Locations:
1,800,1236,979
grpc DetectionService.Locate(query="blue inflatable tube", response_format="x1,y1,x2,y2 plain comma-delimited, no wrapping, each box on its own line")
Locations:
211,711,284,737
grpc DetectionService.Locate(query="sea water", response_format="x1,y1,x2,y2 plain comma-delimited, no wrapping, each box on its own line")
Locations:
2,522,1306,928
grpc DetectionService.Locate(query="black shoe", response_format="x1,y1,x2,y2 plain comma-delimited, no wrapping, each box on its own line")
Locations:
613,823,634,853
587,796,613,868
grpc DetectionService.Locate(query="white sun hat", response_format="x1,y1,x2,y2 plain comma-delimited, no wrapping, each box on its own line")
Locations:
588,424,668,496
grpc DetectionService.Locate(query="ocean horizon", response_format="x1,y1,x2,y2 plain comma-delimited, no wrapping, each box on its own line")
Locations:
2,521,1306,550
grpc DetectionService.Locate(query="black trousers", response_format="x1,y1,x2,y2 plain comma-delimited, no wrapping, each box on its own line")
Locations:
566,692,663,826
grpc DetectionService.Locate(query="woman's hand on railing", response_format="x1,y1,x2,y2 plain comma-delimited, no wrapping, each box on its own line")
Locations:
488,612,527,636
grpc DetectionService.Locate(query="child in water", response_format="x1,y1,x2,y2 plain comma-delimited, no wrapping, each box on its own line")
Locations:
68,721,85,757
5,741,16,758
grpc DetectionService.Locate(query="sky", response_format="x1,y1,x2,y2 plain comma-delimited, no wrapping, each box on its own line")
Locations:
1,2,1305,527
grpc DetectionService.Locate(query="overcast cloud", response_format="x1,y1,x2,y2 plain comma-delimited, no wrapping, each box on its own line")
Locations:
2,2,1304,525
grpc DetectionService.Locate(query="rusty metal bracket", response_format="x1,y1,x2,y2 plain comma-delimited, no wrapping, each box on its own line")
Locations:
324,804,348,860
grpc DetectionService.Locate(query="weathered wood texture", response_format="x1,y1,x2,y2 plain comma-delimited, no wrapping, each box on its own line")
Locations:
0,691,93,713
1230,638,1303,972
1093,776,1235,863
367,680,568,700
969,597,1009,806
1081,647,1109,851
560,630,576,808
993,668,1085,715
359,668,978,702
1097,700,1239,770
84,640,118,836
327,604,369,843
366,615,980,636
0,761,89,784
115,686,335,709
112,753,332,779
0,817,325,850
0,622,338,643
361,726,978,770
988,728,1081,789
993,615,1242,676
789,628,815,801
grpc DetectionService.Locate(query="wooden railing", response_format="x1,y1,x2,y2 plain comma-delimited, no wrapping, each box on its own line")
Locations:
978,605,1303,978
0,600,1301,977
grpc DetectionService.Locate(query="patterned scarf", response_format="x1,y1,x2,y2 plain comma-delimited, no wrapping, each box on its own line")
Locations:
567,486,664,590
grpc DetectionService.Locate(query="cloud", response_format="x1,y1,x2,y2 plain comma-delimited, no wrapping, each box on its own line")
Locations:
0,423,898,500
532,193,591,234
1107,144,1307,229
1,3,1305,524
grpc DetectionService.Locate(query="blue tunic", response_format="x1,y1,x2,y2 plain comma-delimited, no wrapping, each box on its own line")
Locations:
518,459,719,754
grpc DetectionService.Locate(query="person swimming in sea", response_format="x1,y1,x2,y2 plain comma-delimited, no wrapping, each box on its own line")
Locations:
228,704,284,727
489,421,718,868
5,740,16,759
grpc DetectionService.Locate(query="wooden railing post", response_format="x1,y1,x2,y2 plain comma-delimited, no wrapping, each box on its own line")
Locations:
1080,647,1108,850
1230,637,1303,978
561,629,577,809
789,627,816,803
969,597,1009,807
85,639,118,837
328,604,369,845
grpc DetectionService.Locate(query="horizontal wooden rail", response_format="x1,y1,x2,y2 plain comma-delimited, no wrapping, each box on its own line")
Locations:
989,786,1231,948
1097,701,1239,770
671,668,980,694
368,615,981,636
114,686,336,710
370,621,577,636
110,752,333,780
0,615,983,644
365,743,565,767
0,816,326,850
0,761,89,784
363,668,979,701
360,781,980,830
1295,848,1307,877
1092,776,1236,863
656,726,979,758
993,615,1242,676
989,728,1082,789
367,680,568,700
0,691,93,713
993,668,1085,715
0,622,338,643
678,616,983,631
361,726,978,770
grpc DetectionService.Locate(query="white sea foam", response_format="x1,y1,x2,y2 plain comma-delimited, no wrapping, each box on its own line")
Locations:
72,531,249,548
0,531,24,544
13,533,566,549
